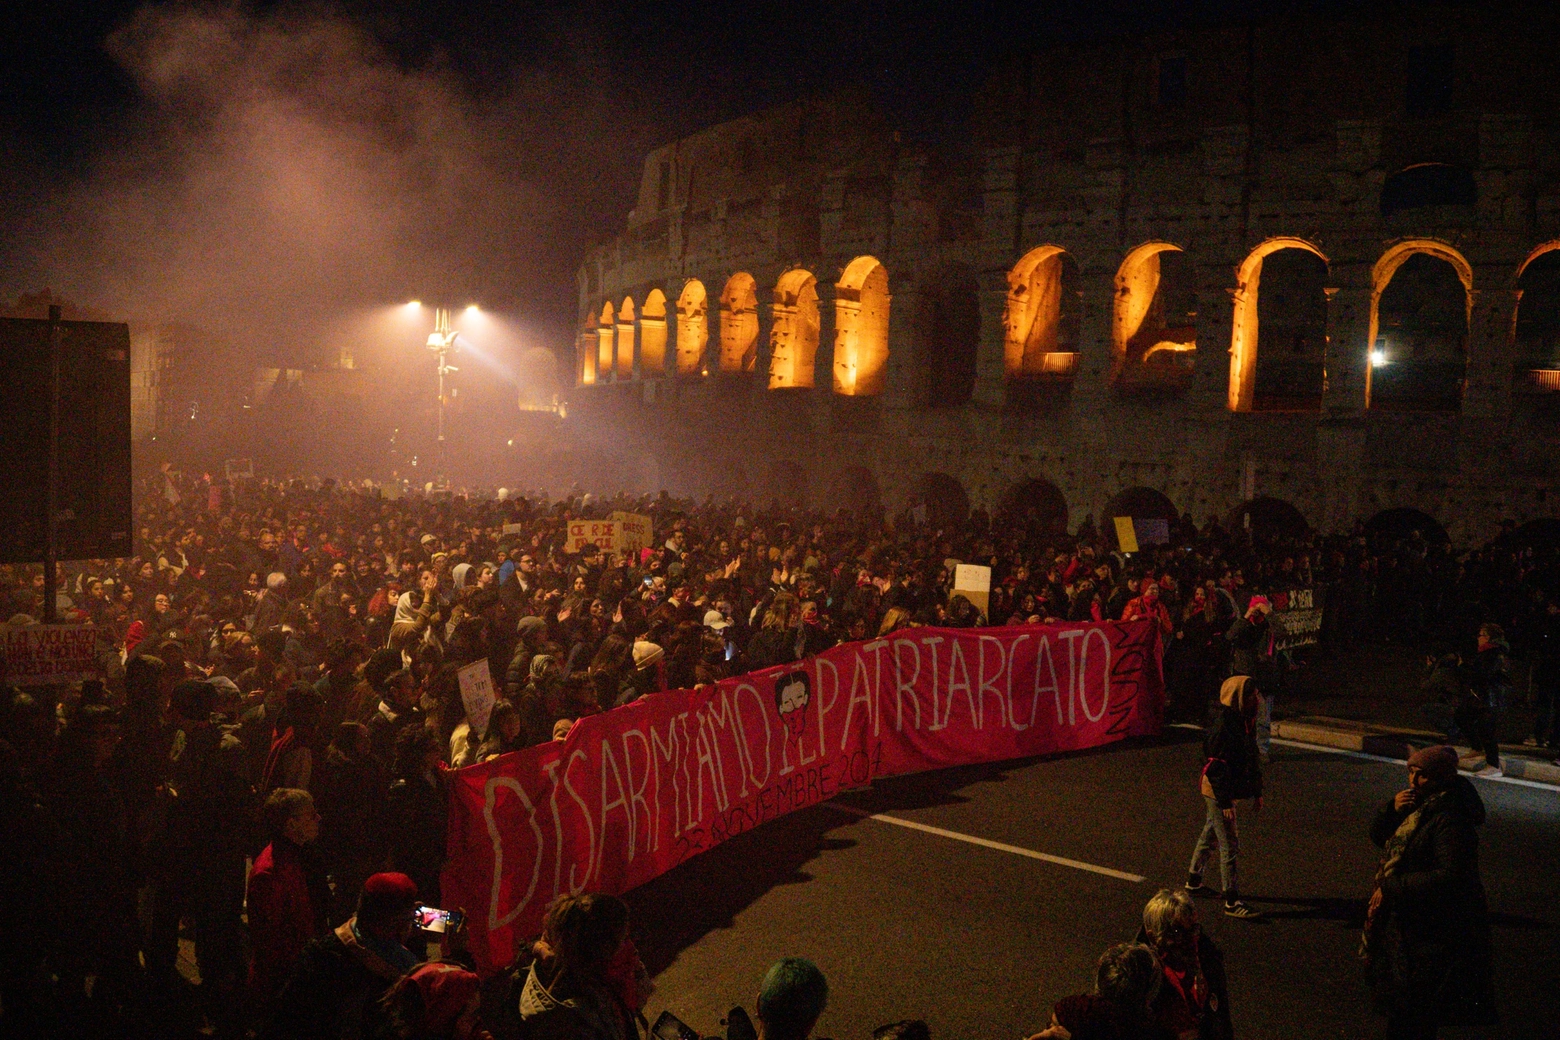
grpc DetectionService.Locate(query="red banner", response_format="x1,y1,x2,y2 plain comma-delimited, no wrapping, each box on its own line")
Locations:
443,621,1163,974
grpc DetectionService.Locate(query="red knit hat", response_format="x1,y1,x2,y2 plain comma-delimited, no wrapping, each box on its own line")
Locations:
363,872,418,900
408,962,481,1030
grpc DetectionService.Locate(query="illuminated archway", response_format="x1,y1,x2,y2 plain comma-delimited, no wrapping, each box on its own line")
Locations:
1227,237,1329,412
834,256,890,395
718,273,759,372
578,316,598,385
768,269,819,389
674,280,709,376
1367,241,1472,410
640,289,667,377
595,302,615,381
615,297,636,379
1113,242,1197,391
1516,245,1560,382
1005,245,1081,380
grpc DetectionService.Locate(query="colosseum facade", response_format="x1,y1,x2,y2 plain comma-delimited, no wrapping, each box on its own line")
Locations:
569,6,1560,544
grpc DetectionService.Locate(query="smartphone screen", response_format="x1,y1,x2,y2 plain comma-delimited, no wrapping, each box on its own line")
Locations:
651,1011,699,1040
415,905,461,933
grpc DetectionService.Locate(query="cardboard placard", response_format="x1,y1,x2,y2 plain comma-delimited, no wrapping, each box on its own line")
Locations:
953,563,992,617
1113,517,1139,553
458,658,497,736
607,512,654,553
0,624,100,685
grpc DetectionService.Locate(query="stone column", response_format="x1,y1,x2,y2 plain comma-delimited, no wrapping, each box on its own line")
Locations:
1322,277,1373,415
1463,284,1520,420
1069,267,1117,409
973,271,1009,410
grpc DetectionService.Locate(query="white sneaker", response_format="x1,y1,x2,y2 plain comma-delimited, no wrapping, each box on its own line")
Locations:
1475,766,1504,778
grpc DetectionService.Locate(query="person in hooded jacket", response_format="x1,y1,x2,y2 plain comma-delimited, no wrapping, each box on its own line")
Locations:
1464,623,1511,777
1185,676,1265,920
1363,745,1496,1040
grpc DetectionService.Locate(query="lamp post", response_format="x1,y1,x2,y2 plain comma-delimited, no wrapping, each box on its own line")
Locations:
426,306,460,477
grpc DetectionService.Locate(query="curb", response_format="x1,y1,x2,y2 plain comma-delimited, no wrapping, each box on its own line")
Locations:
1271,721,1560,786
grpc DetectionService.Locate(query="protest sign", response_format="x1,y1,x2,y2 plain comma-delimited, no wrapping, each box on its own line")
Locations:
443,619,1165,974
458,658,497,736
1113,517,1139,553
224,457,254,480
1269,586,1327,651
953,564,992,617
502,523,526,536
608,512,654,553
0,624,100,685
564,520,619,555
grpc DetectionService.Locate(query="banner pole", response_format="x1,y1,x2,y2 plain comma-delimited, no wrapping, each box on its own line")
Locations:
43,304,62,624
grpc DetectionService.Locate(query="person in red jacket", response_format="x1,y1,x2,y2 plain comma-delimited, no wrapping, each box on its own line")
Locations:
1121,581,1174,637
248,787,329,1003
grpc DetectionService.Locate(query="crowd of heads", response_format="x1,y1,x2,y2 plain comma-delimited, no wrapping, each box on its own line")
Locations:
0,467,1552,1036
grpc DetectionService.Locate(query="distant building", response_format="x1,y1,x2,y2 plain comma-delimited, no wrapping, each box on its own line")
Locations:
571,5,1560,544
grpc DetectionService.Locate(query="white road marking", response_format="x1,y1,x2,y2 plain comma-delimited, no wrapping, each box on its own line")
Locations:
1270,738,1557,792
824,802,1146,882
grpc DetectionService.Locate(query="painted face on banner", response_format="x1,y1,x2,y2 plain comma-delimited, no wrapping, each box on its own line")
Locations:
775,670,811,742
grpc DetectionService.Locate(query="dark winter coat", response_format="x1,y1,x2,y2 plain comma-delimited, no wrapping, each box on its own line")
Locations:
1200,676,1263,809
1224,615,1269,678
1367,775,1497,1027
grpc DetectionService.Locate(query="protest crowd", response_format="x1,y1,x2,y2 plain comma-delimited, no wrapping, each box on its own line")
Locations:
0,468,1528,1038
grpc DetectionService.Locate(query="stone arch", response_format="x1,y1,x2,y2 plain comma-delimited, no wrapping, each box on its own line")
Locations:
995,477,1069,536
674,280,709,376
1005,245,1081,382
1227,238,1330,412
1368,241,1472,411
1228,496,1310,540
595,301,615,382
768,268,820,389
1365,506,1449,547
1113,242,1197,392
1516,245,1560,377
615,297,637,380
823,465,882,517
639,289,667,377
833,256,891,395
916,264,980,406
718,273,759,372
916,472,969,529
1513,517,1560,549
1102,486,1178,535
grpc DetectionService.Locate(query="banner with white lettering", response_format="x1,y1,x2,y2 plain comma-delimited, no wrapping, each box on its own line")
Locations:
442,620,1164,974
0,624,101,685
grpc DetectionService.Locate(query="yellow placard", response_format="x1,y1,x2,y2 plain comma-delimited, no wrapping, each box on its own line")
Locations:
1113,516,1140,554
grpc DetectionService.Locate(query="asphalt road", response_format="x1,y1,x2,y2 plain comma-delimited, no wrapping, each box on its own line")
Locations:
624,729,1560,1040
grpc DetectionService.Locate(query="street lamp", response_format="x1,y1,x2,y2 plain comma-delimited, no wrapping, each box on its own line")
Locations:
425,307,460,473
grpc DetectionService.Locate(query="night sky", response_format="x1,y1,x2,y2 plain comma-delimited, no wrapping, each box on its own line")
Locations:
0,0,1408,360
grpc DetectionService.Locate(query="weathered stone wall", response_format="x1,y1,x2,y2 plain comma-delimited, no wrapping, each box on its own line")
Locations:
568,6,1560,546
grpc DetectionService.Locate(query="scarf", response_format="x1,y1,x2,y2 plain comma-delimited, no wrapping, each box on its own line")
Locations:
1360,788,1446,961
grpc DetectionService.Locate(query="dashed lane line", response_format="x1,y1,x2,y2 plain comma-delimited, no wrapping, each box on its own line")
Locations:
824,802,1147,882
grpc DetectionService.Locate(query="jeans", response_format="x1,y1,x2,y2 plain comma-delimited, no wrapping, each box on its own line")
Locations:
1255,689,1273,756
1188,795,1239,898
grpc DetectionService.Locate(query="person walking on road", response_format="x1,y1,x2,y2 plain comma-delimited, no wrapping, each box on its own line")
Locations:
1363,745,1496,1040
1464,624,1511,778
1186,676,1265,920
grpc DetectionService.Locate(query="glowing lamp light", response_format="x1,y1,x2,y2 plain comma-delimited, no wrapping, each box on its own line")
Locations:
1370,349,1388,367
405,300,422,311
463,304,480,316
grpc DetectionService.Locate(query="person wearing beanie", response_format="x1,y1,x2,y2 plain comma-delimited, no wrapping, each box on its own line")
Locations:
1186,676,1266,920
375,961,489,1040
269,872,422,1040
1364,746,1495,1039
